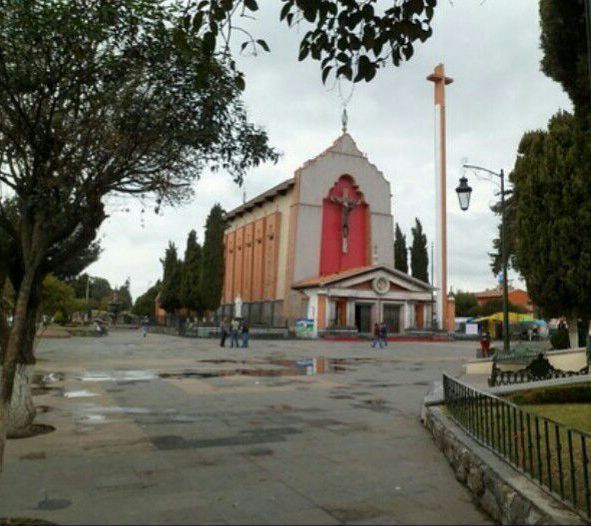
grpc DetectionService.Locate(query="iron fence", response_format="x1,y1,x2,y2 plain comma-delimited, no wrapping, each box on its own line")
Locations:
442,373,591,520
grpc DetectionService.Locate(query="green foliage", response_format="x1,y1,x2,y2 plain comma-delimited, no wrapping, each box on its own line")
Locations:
454,290,479,318
393,223,408,273
490,0,590,276
513,111,591,322
539,0,589,118
410,218,429,283
116,278,133,311
183,1,436,86
41,275,82,321
133,281,161,318
159,242,182,313
280,0,436,84
180,230,204,313
67,274,113,308
200,204,226,311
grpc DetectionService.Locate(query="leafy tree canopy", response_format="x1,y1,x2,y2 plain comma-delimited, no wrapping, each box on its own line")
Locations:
133,281,161,318
40,275,83,321
454,291,479,318
182,0,436,85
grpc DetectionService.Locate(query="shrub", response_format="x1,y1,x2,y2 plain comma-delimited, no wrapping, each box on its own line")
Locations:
550,327,570,349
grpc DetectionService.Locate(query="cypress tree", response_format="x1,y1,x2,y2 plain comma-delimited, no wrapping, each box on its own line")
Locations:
159,242,182,314
410,218,429,283
201,204,226,311
513,111,591,347
393,223,408,273
180,230,203,313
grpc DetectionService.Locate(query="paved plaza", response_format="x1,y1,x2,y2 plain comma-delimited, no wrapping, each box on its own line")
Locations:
0,331,492,524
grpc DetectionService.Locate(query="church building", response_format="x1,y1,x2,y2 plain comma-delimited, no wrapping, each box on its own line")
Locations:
220,132,434,336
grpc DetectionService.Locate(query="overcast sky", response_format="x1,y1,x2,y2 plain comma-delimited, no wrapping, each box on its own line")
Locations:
87,0,572,302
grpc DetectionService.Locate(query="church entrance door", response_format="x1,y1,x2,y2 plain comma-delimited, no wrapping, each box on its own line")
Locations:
354,304,372,333
383,304,401,333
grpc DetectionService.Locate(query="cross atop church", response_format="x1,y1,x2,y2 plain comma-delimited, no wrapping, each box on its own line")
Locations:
331,187,361,254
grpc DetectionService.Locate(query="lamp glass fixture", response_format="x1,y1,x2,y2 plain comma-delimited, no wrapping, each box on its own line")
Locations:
455,176,472,211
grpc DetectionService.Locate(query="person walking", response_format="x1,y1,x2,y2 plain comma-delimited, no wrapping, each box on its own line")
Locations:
371,323,381,348
220,318,228,347
230,318,240,348
480,329,491,358
140,316,149,337
379,321,388,348
241,320,250,349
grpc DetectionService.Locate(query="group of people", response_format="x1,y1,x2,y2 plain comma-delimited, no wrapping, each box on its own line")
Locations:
220,318,250,348
371,322,389,348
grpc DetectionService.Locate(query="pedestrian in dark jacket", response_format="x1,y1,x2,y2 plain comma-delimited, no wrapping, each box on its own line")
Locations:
379,322,388,348
220,318,228,347
241,321,250,348
371,323,380,348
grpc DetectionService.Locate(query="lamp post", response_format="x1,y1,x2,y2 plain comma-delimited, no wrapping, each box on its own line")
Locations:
455,164,510,355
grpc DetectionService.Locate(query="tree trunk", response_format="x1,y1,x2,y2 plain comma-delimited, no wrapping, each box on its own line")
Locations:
0,363,35,437
0,265,38,471
567,312,579,349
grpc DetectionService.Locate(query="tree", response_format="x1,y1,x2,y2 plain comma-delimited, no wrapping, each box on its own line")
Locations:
159,243,182,315
410,218,429,283
67,274,113,309
133,281,161,318
40,275,82,322
0,0,440,469
201,204,226,311
393,223,408,273
539,0,589,119
0,0,280,467
512,111,591,348
116,278,133,311
454,291,480,318
180,231,204,314
490,0,590,275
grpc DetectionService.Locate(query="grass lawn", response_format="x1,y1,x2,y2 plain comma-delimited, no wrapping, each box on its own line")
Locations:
505,381,591,433
517,403,591,434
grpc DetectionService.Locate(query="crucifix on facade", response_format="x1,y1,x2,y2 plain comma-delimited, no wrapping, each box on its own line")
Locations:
331,187,361,254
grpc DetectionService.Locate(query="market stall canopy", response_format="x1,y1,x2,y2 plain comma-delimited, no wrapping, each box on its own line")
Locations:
473,312,534,323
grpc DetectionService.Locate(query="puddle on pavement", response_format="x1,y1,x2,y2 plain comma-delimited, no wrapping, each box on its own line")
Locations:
63,390,99,399
162,358,349,379
79,370,157,382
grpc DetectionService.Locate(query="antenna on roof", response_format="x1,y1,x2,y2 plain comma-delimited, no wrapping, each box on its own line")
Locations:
341,108,348,133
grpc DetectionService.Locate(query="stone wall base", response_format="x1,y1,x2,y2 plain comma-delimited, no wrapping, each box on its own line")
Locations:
424,405,587,525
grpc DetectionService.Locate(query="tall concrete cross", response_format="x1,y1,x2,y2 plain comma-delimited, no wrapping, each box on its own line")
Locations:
331,187,361,254
427,63,453,331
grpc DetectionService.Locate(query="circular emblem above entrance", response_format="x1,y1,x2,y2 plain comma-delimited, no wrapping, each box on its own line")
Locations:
372,276,390,295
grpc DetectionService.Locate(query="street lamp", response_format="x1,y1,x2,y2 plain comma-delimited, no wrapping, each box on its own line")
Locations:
455,176,472,211
455,164,511,355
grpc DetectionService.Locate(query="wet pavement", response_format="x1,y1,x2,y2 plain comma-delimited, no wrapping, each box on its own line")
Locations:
0,331,493,525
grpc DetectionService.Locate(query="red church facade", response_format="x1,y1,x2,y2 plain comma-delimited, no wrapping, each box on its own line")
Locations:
221,133,434,335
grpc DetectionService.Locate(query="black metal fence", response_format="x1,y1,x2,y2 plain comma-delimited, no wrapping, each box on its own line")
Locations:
442,373,591,520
